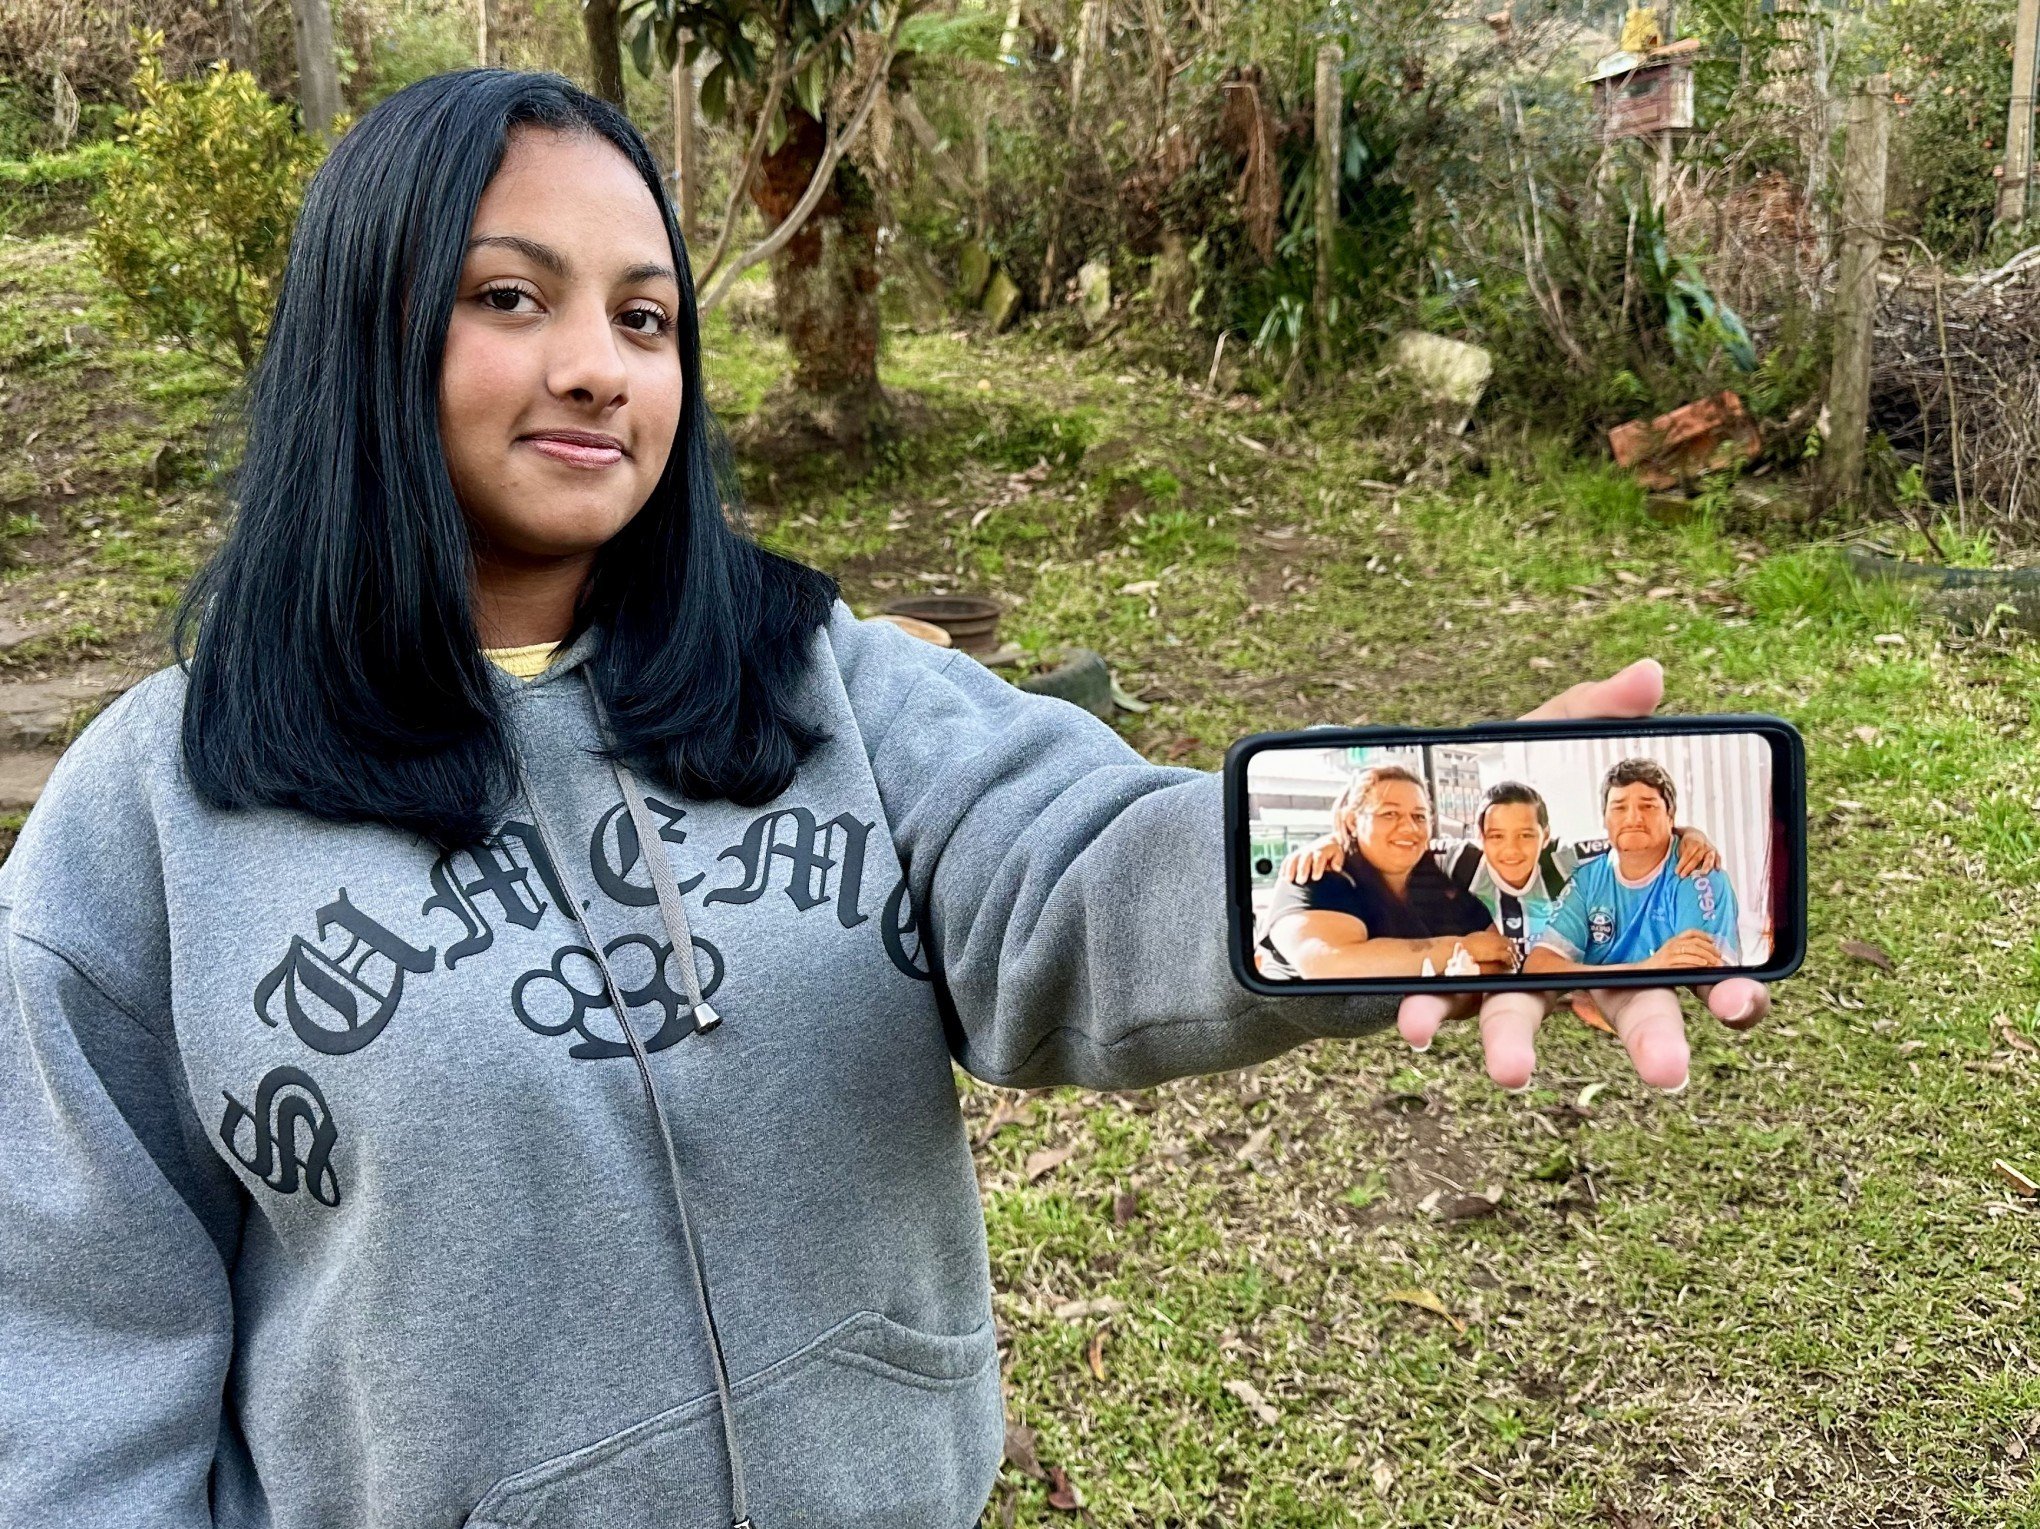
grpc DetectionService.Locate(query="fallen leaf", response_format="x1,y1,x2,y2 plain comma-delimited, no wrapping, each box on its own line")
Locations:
1371,1459,1396,1496
1576,1081,1607,1113
1052,1296,1126,1321
1416,1187,1444,1215
975,1093,1035,1146
1852,725,1882,745
1116,578,1160,596
1223,1378,1280,1425
1025,1144,1076,1182
1046,1465,1082,1511
1613,568,1642,585
1995,1160,2039,1198
1646,586,1678,599
1382,1287,1466,1334
1841,939,1894,972
1112,1190,1140,1225
1003,1422,1049,1482
1998,1022,2037,1055
1235,1124,1275,1163
1528,656,1556,671
1873,632,1906,646
1086,1325,1109,1381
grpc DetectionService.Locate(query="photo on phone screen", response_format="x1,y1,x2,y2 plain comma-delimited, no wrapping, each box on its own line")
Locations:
1226,718,1805,995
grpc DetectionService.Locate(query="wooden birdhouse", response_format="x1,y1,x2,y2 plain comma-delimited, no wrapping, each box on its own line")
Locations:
1588,38,1701,142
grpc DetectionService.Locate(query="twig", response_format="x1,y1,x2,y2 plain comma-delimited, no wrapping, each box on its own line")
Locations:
1931,264,1967,533
699,6,910,314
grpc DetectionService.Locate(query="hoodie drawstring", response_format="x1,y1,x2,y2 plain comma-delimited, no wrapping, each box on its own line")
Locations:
505,673,754,1529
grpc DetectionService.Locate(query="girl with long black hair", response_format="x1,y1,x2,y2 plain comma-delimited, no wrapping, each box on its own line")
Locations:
0,69,1766,1529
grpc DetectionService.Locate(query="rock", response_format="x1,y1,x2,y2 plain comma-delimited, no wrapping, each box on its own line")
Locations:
1389,331,1493,431
0,667,126,749
1077,258,1111,330
954,242,993,305
981,269,1021,332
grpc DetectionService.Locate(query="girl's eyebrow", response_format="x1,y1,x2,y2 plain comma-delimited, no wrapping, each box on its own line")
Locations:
466,233,678,288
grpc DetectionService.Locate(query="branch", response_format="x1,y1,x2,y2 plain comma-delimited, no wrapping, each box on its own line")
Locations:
698,5,908,314
694,0,882,284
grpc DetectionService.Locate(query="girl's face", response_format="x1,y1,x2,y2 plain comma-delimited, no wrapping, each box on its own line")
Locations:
438,127,684,567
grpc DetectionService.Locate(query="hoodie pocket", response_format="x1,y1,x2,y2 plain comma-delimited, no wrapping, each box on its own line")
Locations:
463,1310,1002,1529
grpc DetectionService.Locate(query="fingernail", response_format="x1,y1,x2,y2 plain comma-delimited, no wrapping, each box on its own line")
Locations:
1410,1039,1432,1053
1658,1075,1689,1095
1502,1077,1534,1095
1729,996,1758,1023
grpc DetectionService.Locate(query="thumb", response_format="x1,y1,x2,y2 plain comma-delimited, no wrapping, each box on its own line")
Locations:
1521,658,1664,722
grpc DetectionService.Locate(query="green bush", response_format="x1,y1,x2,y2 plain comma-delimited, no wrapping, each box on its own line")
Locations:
87,38,326,372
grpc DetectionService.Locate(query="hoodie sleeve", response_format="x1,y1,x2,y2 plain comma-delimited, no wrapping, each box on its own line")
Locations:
0,683,239,1529
833,608,1398,1089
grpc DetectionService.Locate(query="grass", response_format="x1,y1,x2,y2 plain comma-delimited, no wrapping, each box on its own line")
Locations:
3,229,2037,1525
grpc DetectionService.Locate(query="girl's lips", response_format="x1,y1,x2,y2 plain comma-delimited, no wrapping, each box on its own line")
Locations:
523,436,624,468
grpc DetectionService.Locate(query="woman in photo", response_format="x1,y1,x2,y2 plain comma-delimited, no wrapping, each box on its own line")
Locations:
0,70,1768,1529
1254,765,1512,980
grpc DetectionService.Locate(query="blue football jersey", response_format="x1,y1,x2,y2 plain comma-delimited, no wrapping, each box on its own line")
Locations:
1536,836,1741,966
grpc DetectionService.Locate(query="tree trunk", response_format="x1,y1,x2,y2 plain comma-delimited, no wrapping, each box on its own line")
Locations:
672,46,699,245
582,0,626,110
478,0,501,67
288,0,341,141
748,105,887,445
226,0,260,77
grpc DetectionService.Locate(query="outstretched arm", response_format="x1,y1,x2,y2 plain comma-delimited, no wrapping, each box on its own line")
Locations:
833,608,1398,1090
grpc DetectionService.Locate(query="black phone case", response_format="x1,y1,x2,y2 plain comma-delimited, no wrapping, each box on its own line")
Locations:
1223,713,1808,997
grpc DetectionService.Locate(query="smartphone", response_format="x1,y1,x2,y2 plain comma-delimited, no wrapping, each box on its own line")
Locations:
1224,715,1806,997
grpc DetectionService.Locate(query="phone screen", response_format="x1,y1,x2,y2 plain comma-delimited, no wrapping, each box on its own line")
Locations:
1225,717,1805,995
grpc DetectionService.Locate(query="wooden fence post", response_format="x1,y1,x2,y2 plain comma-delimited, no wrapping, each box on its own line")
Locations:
1314,42,1340,368
1820,75,1891,513
1998,0,2039,228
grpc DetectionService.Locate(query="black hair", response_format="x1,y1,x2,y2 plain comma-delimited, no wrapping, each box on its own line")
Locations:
1601,758,1678,817
1476,780,1549,835
174,69,837,851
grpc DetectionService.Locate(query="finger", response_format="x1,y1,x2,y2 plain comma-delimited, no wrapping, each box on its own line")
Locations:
1520,658,1664,722
1595,986,1690,1091
1698,977,1768,1031
1477,990,1549,1091
1397,991,1475,1052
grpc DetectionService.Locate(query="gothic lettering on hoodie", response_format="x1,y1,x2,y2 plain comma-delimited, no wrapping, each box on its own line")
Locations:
253,891,439,1056
423,824,569,971
706,807,871,931
591,795,704,907
235,797,926,1203
511,931,724,1060
218,1066,343,1207
882,876,930,982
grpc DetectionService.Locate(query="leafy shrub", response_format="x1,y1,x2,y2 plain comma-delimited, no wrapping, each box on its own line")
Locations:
88,38,326,371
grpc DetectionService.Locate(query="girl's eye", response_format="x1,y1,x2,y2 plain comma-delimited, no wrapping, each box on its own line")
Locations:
478,283,537,314
620,306,672,336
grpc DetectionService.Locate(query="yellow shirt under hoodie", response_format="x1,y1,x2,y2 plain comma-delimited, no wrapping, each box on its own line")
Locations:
481,642,560,681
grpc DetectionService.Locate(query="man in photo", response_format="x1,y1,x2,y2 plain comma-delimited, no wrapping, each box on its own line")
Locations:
1524,758,1742,975
1281,781,1723,967
1255,765,1512,980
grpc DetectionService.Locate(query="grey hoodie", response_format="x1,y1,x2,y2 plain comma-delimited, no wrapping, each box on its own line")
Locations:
0,602,1394,1529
